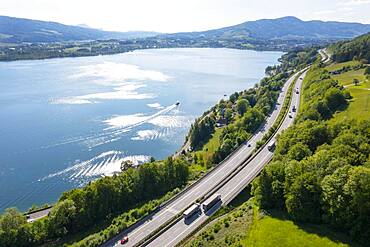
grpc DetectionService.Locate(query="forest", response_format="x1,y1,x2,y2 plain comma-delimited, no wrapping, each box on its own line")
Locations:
0,158,189,246
252,45,370,244
330,32,370,63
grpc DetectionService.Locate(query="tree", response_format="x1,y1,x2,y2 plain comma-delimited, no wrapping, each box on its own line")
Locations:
287,143,312,161
285,172,322,223
322,166,370,242
0,208,27,247
253,161,285,209
48,199,76,237
321,166,351,228
0,208,26,231
364,66,370,78
343,166,370,241
224,108,233,122
236,99,249,115
121,160,134,171
353,78,360,86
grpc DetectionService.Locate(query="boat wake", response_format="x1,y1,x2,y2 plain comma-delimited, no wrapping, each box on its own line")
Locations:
42,151,150,182
38,103,182,150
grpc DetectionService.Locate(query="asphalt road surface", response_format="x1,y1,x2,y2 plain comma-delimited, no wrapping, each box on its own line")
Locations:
146,49,331,247
147,68,308,247
108,68,304,247
26,207,52,223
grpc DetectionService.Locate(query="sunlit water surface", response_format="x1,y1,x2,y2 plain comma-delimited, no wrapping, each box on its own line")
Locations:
0,48,282,211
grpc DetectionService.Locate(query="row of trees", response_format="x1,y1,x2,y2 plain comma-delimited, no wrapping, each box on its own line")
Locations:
298,65,349,121
0,157,189,246
189,116,216,149
253,119,370,243
330,32,370,63
188,48,319,165
212,64,297,163
252,59,370,244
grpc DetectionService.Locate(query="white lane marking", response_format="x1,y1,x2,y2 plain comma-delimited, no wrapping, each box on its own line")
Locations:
224,153,271,200
122,70,303,244
167,208,179,215
162,214,206,247
154,69,308,247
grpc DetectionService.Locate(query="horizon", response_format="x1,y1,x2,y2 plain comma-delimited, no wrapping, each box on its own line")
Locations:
2,14,370,34
1,0,370,33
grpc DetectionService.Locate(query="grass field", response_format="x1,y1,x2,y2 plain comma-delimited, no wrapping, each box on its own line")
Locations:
183,197,360,247
188,128,222,179
194,128,222,168
243,209,358,247
326,60,362,71
326,62,370,121
331,68,366,86
184,199,254,247
201,128,222,154
334,86,370,121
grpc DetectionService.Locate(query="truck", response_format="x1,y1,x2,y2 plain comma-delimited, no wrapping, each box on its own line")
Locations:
183,203,201,219
267,140,276,151
202,194,221,212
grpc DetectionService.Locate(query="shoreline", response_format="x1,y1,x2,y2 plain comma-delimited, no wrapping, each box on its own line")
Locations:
0,45,286,63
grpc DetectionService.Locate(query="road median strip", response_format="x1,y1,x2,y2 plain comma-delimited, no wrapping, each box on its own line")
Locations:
134,68,307,247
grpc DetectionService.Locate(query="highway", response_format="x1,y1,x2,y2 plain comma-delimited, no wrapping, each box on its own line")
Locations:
147,68,308,247
106,67,304,247
319,48,331,63
146,49,330,247
26,207,52,223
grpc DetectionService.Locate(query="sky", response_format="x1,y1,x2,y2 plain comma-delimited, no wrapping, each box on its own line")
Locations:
1,0,370,33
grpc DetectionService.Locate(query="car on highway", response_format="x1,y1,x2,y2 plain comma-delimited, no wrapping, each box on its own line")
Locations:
120,236,129,245
267,140,275,151
289,114,292,118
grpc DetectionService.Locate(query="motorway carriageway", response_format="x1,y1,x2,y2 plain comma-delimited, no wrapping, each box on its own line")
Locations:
108,67,305,247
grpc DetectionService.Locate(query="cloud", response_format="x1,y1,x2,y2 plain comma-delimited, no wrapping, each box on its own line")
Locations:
147,103,164,109
51,83,154,105
71,61,170,84
312,7,355,19
313,10,336,15
338,0,370,6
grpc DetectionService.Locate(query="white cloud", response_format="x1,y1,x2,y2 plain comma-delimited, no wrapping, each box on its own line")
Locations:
339,0,370,6
71,62,170,83
51,83,154,105
147,103,164,109
1,0,369,31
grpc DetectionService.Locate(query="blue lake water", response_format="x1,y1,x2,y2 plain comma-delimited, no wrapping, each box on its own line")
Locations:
0,48,283,211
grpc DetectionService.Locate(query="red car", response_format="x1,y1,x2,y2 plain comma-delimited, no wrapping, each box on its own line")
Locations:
120,236,129,245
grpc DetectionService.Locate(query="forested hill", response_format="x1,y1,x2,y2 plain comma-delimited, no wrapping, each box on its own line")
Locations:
2,15,370,45
162,16,370,41
252,38,370,245
330,32,370,62
0,16,158,43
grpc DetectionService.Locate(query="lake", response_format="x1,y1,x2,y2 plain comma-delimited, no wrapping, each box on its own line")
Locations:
0,48,283,211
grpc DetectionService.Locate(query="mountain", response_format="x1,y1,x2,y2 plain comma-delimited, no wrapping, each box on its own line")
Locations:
2,15,369,45
0,16,159,43
162,16,370,41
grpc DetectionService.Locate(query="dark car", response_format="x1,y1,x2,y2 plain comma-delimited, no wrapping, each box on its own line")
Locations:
120,236,129,245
